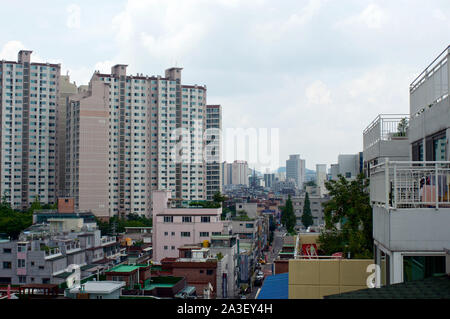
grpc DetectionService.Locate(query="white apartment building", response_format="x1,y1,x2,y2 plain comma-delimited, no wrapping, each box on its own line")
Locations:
206,105,222,200
286,154,305,189
0,50,60,209
367,46,450,286
66,65,208,217
315,164,327,196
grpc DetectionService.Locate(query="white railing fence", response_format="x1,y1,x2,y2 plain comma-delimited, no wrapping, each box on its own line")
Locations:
370,161,450,209
363,115,409,151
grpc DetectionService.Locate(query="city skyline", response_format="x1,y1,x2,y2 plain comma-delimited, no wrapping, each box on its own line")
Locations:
1,1,449,169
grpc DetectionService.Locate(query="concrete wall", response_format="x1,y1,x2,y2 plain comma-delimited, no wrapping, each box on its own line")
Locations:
373,205,450,251
363,139,410,164
288,259,373,299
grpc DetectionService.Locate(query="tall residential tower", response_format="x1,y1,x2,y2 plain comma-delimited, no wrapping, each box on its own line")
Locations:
0,50,60,209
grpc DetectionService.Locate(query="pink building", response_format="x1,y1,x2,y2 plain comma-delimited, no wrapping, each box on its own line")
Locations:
66,79,110,217
152,190,224,262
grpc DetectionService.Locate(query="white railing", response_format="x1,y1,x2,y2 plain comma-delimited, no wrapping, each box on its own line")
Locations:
44,247,61,258
410,46,449,116
363,114,409,151
101,236,116,246
66,242,81,253
370,161,450,209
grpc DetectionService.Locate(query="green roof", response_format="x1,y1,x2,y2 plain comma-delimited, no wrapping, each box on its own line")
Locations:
325,275,450,299
108,265,140,273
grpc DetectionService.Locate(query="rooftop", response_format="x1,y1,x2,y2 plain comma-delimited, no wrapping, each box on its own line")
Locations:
107,265,140,273
325,275,450,299
69,281,125,294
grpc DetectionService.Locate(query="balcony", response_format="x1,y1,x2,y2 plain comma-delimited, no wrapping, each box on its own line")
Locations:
44,247,62,260
370,161,450,252
101,236,117,246
363,115,409,165
65,242,81,254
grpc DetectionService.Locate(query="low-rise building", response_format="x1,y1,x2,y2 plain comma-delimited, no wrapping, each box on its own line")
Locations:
152,190,224,262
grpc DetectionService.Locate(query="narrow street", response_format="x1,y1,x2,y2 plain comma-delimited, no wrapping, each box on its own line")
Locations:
247,228,286,299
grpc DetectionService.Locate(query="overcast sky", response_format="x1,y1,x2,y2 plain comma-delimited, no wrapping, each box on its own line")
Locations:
1,0,449,171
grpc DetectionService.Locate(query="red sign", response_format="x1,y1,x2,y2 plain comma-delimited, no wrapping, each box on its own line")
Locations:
301,244,318,258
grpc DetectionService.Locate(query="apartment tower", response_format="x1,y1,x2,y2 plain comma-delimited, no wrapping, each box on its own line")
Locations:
286,154,305,189
206,105,222,200
66,65,207,217
0,50,60,209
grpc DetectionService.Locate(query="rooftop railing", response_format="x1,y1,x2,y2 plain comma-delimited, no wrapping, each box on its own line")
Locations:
101,236,117,246
363,115,409,151
370,161,450,209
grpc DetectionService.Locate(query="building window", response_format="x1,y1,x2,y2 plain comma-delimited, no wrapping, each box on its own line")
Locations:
3,248,11,254
163,216,173,223
17,259,25,268
2,262,12,269
18,276,26,284
182,216,192,223
199,232,209,237
42,278,50,284
181,232,191,237
164,246,168,250
206,270,213,275
201,216,210,223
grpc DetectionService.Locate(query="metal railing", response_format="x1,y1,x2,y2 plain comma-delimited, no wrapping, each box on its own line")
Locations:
370,160,450,209
363,114,409,151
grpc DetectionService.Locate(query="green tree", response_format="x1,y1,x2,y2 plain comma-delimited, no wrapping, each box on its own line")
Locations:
396,117,409,137
318,174,373,258
281,195,296,233
301,192,314,229
213,192,227,206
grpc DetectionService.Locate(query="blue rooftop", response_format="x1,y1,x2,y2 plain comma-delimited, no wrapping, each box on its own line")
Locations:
256,273,288,299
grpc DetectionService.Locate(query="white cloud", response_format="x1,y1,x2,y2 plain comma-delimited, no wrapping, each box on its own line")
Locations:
0,40,26,60
66,4,81,29
252,0,324,41
335,3,387,30
305,80,332,105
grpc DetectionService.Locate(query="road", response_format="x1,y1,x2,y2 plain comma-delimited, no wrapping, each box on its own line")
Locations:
247,228,286,299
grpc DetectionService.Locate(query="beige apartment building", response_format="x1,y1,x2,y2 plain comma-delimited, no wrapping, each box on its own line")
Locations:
66,65,210,217
56,74,78,198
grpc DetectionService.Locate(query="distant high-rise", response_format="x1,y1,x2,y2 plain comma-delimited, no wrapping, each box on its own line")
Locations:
264,173,275,188
316,164,327,195
286,155,305,189
231,160,249,186
206,105,222,200
0,50,60,209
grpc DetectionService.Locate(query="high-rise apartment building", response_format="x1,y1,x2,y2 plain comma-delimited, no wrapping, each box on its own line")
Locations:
56,74,78,198
221,161,232,186
206,105,222,200
286,155,305,189
315,164,327,196
231,160,249,186
0,50,60,209
66,79,110,217
66,65,208,217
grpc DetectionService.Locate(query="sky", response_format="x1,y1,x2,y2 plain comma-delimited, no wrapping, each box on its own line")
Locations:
0,0,449,171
